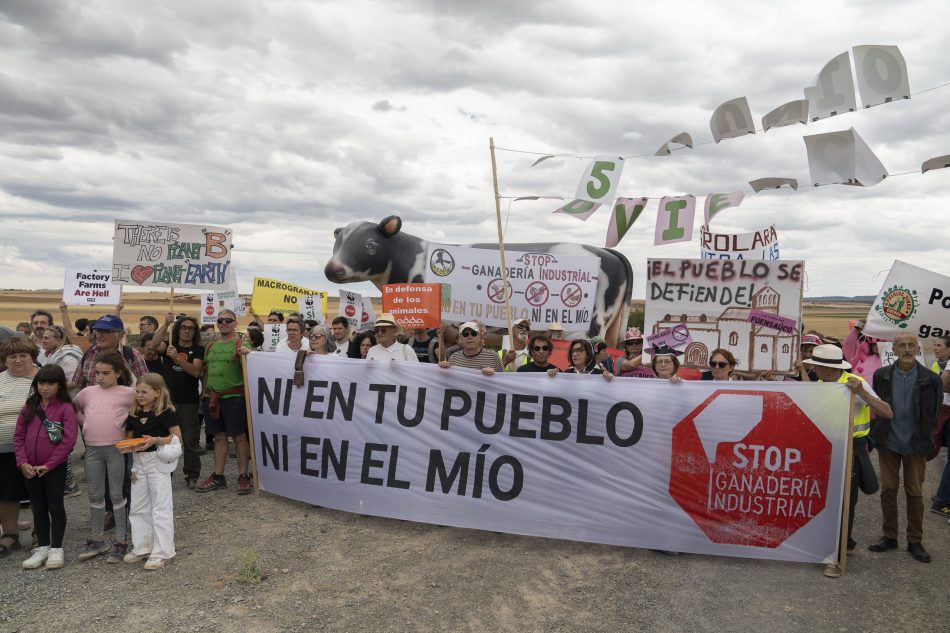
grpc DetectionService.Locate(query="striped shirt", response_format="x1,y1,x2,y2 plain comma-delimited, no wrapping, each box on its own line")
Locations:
448,348,504,371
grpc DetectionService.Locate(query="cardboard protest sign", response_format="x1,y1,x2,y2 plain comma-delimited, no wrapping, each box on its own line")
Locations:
645,259,804,372
338,291,374,331
251,277,327,318
217,267,240,312
261,323,286,352
862,260,950,341
300,295,325,324
62,269,122,306
878,341,926,367
200,292,218,326
248,354,850,564
700,224,780,261
424,244,599,329
382,284,441,329
111,220,233,290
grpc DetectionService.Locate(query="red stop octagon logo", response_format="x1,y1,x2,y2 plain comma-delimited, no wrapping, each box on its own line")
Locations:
344,304,356,317
669,390,831,548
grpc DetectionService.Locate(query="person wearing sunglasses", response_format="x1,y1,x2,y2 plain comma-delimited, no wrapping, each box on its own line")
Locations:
618,328,654,378
306,325,336,355
560,339,612,381
365,314,418,362
439,321,502,375
702,348,738,381
516,334,559,378
500,319,531,372
195,310,252,495
150,314,205,488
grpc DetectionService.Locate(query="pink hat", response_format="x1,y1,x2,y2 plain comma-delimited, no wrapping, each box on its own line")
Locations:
623,327,644,342
800,334,822,346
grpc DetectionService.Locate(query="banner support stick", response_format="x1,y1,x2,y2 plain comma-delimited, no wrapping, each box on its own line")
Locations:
836,391,857,575
169,287,175,313
489,137,515,347
241,352,261,497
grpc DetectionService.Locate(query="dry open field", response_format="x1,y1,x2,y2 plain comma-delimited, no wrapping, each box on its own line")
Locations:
3,290,866,341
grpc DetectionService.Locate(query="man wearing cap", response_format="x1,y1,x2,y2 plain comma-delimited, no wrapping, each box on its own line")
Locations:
929,335,950,518
440,321,503,375
69,315,148,390
805,344,892,577
869,333,942,563
500,319,531,372
366,314,418,362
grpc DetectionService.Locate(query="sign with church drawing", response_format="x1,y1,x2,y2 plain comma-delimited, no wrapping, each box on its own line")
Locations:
644,259,805,372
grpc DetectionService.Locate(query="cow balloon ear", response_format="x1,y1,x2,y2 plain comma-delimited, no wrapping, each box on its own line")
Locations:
377,215,402,238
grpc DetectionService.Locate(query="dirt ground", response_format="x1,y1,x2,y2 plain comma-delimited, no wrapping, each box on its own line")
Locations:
1,440,949,632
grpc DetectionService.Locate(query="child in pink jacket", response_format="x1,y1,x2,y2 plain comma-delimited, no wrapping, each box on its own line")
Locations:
14,364,77,569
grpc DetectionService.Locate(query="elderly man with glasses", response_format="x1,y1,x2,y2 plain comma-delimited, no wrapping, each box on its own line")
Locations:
516,334,559,377
439,321,503,375
365,314,418,362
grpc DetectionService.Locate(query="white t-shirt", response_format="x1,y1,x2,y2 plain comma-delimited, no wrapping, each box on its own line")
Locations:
275,339,308,353
366,343,419,362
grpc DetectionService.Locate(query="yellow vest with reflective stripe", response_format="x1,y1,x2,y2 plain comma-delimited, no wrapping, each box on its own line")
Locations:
837,371,871,438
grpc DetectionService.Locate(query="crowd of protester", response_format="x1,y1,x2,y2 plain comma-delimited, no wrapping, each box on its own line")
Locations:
0,303,947,578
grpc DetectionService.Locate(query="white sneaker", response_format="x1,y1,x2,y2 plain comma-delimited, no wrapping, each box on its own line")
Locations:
45,548,64,569
123,551,149,564
21,546,49,569
144,557,166,571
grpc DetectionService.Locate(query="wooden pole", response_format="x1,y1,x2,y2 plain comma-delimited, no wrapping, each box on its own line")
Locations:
240,352,261,497
836,391,857,574
489,137,515,349
169,287,175,313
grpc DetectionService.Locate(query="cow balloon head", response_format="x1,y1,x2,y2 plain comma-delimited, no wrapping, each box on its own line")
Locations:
325,215,418,286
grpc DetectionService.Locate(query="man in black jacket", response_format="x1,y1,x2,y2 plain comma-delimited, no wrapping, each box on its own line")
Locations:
869,333,942,563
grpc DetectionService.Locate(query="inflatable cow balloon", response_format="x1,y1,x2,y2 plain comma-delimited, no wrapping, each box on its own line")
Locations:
324,216,633,345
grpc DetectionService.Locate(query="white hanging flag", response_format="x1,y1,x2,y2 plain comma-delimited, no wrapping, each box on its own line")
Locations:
749,178,798,193
654,196,696,246
606,197,648,248
804,128,888,187
710,97,756,143
804,52,857,121
703,192,745,225
852,45,910,108
575,156,624,205
554,199,601,221
762,100,809,131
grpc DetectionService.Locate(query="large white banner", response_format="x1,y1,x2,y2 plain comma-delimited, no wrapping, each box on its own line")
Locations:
247,354,849,563
645,259,804,371
862,260,950,341
62,268,122,306
111,220,233,290
424,243,599,328
700,225,780,261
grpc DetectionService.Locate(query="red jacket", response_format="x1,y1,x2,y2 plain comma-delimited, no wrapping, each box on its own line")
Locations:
14,399,78,470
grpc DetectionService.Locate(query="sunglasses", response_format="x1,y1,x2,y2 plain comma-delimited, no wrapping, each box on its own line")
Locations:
625,339,643,345
709,361,731,368
532,345,550,352
178,325,196,331
515,324,529,330
309,333,325,339
460,330,478,338
217,318,236,324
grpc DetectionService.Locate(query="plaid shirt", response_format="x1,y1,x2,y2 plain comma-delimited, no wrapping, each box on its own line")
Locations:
72,344,149,389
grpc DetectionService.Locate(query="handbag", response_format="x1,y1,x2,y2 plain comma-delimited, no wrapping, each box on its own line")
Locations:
36,406,64,445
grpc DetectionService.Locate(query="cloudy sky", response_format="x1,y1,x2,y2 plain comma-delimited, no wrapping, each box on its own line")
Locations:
1,0,948,299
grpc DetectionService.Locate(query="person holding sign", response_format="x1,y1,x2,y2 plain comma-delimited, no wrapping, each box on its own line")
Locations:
151,314,204,489
366,315,418,363
804,344,892,577
562,340,612,380
647,344,684,384
275,320,309,353
500,319,531,372
618,328,654,378
439,322,501,374
516,334,559,377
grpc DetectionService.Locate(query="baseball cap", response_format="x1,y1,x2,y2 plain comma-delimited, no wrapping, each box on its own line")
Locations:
92,314,124,332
